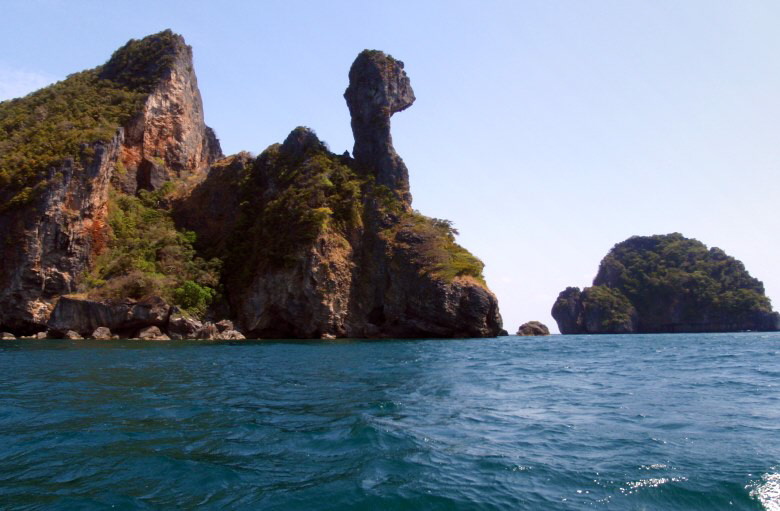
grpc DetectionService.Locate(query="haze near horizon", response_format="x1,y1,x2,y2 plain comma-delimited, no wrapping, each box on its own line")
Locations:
2,0,778,333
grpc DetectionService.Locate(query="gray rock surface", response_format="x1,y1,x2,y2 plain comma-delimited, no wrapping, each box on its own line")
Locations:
137,326,170,341
517,321,550,336
167,307,203,340
91,327,113,340
0,135,123,334
48,296,170,337
551,287,584,334
345,50,415,205
195,322,219,340
219,329,246,340
215,320,234,333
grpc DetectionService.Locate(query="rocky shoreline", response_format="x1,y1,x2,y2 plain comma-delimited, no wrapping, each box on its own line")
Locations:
1,295,245,341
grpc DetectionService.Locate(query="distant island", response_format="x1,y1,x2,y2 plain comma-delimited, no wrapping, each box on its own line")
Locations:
552,233,779,334
0,30,504,340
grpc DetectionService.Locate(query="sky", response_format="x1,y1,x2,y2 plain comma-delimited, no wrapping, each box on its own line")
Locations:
2,1,779,333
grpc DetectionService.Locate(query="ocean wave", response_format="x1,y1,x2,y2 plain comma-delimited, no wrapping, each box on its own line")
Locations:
620,476,687,495
639,463,668,470
750,470,780,511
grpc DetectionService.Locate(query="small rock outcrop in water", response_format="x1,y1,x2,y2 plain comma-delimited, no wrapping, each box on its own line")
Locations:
138,326,170,341
91,327,113,340
517,321,550,336
0,33,502,340
552,233,780,334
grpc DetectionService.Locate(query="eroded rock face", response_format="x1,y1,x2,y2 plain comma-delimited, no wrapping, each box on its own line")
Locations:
48,296,170,337
137,326,170,341
517,321,550,336
91,327,113,340
0,31,221,334
238,231,354,339
344,50,415,205
551,287,584,334
167,307,202,340
219,329,246,340
552,286,638,335
1,38,501,340
176,52,503,339
105,32,222,194
0,134,122,334
172,152,250,257
346,225,502,339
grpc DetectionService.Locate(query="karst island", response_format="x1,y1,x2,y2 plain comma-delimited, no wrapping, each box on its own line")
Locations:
0,30,504,340
1,31,778,341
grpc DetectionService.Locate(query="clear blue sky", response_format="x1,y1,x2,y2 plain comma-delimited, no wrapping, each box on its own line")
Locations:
2,1,779,333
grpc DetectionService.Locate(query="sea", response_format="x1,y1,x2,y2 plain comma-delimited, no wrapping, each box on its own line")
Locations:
0,332,778,510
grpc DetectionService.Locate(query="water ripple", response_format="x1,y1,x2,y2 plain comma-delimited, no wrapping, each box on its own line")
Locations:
0,333,778,509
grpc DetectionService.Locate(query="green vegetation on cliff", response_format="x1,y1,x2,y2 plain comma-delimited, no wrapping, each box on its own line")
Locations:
84,186,221,316
0,71,144,207
224,133,363,278
580,285,636,332
219,128,487,293
0,30,182,209
596,233,773,324
553,233,778,333
99,30,183,90
0,29,219,314
0,34,503,338
387,212,486,285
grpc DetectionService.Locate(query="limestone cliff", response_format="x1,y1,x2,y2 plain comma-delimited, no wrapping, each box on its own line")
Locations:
101,32,221,194
344,50,415,205
0,34,500,339
0,30,221,334
0,134,121,332
552,234,779,334
176,51,503,338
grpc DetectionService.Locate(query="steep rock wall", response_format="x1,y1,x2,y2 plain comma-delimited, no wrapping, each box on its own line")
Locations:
177,50,503,339
0,133,121,332
105,32,221,194
0,31,221,333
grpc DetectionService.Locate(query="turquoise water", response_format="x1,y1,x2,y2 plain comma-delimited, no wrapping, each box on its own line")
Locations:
0,333,778,510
